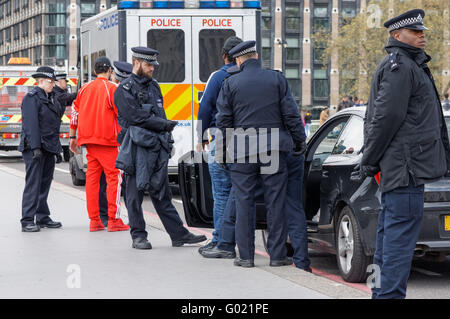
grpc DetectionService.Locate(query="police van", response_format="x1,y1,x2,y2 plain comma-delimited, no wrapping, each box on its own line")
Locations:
78,0,261,185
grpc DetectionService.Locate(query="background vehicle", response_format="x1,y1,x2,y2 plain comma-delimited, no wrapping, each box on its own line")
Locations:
76,1,261,186
179,107,450,283
0,60,77,161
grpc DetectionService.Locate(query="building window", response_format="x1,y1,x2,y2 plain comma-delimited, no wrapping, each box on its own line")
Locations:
0,4,4,20
313,3,330,31
46,14,65,27
45,45,66,59
5,28,11,42
13,25,20,41
110,0,117,8
47,2,65,13
0,30,3,45
286,5,301,31
23,0,29,9
313,68,329,99
286,37,300,62
35,16,42,33
81,1,96,17
22,20,29,38
14,0,20,12
34,47,41,65
5,1,11,16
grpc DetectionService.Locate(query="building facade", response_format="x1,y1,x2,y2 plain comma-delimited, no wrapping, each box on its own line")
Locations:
0,0,116,71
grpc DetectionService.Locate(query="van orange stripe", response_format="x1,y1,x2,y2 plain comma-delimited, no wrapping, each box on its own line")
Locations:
163,84,190,109
172,101,193,121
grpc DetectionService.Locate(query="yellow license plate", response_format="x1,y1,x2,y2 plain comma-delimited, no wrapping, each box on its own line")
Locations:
445,216,450,231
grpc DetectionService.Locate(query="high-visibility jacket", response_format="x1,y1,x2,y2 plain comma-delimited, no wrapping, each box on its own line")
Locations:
71,77,120,147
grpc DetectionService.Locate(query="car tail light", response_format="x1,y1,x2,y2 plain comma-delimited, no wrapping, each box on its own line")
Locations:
2,133,19,139
60,133,70,139
374,172,381,185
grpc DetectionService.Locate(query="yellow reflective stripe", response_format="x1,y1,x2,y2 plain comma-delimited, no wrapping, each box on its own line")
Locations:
61,115,70,123
7,114,21,123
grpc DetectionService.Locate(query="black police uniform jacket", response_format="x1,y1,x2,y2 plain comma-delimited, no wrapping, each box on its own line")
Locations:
18,86,65,154
52,85,77,107
114,73,173,195
361,37,450,193
216,59,305,160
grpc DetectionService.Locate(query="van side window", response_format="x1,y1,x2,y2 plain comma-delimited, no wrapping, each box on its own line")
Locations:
147,29,185,83
199,29,236,82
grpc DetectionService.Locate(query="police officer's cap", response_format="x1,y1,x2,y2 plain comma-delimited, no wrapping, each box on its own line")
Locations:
384,9,428,32
228,40,257,59
113,61,133,81
94,56,112,70
131,47,159,66
223,36,243,54
55,73,68,82
32,66,56,80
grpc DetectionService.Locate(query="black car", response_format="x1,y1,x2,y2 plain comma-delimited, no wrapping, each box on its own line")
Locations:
178,107,450,283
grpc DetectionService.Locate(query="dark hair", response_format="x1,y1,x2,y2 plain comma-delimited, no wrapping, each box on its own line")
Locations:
445,93,449,99
222,49,235,63
95,64,110,74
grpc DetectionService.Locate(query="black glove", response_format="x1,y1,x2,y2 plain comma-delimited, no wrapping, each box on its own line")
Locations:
350,164,379,182
55,153,63,164
293,141,307,156
164,120,178,132
32,148,42,160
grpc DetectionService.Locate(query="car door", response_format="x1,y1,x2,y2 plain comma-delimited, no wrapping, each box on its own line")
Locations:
319,115,365,227
303,115,350,221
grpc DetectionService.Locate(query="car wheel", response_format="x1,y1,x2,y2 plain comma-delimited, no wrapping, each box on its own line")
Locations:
336,206,372,283
70,156,85,186
261,230,294,257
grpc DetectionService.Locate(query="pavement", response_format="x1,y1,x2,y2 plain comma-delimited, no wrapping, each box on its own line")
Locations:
0,164,335,299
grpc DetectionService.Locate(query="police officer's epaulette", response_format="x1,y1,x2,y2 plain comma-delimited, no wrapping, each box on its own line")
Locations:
121,77,133,91
266,68,282,73
28,87,39,96
388,51,400,72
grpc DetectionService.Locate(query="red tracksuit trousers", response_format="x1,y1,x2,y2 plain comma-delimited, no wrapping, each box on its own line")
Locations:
85,144,122,221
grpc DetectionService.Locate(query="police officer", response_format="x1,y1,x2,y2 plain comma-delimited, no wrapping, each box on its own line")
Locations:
53,73,77,108
196,36,242,254
19,66,64,232
352,9,450,299
112,61,133,84
114,47,207,249
216,41,306,267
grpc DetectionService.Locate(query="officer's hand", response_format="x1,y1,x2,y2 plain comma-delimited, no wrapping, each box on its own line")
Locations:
350,164,363,182
164,120,178,132
69,138,78,155
293,141,306,156
55,153,63,164
32,148,42,160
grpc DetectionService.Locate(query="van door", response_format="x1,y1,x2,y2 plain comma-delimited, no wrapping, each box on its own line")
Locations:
140,16,193,169
191,16,243,144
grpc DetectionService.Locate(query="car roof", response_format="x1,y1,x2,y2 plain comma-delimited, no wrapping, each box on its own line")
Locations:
329,106,366,120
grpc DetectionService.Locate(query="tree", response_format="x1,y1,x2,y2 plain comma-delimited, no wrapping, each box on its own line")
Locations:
313,0,450,102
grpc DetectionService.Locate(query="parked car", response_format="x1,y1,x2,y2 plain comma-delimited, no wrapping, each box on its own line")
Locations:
179,107,450,283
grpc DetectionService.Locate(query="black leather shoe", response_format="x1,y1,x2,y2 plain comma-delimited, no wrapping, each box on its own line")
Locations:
234,257,255,268
132,237,152,250
201,246,236,259
172,232,207,247
22,224,40,232
198,241,217,254
270,257,293,267
37,219,62,228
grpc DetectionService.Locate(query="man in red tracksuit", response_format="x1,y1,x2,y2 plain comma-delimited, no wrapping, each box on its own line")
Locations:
69,56,129,232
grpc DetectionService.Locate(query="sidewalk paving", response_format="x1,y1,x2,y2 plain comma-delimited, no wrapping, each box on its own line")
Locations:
0,165,329,299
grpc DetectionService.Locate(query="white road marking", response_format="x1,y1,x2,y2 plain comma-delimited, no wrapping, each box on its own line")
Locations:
411,267,443,277
55,167,70,174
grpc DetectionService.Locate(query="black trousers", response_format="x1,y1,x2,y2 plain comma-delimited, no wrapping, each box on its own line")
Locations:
125,174,188,241
230,152,288,261
21,150,55,226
